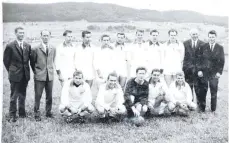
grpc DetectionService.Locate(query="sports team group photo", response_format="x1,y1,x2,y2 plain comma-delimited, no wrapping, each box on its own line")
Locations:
1,1,228,143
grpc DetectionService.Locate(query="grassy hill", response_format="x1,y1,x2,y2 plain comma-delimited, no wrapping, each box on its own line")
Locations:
2,2,228,26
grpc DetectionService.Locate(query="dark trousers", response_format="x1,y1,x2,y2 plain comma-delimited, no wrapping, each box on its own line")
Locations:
34,80,53,116
185,75,208,111
9,78,28,117
208,77,219,111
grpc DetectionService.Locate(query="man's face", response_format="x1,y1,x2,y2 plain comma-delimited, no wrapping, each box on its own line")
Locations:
65,32,73,43
176,75,184,85
117,34,125,44
151,71,160,82
16,29,25,41
136,70,146,81
169,31,177,43
136,31,144,41
190,32,199,41
150,32,159,42
83,33,91,44
41,30,50,44
107,75,117,89
208,33,216,44
73,74,83,85
102,36,110,47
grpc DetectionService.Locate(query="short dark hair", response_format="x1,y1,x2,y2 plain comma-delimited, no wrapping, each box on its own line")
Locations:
136,67,147,73
150,29,159,35
82,31,91,38
176,71,184,77
40,30,51,36
168,29,178,35
208,30,217,36
101,34,110,41
117,32,125,38
15,27,24,33
151,69,161,74
63,30,72,36
73,70,83,78
107,72,118,80
136,29,144,34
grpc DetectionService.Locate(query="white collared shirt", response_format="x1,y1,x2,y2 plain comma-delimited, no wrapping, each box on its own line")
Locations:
209,42,216,51
42,42,49,52
191,39,198,48
17,40,24,49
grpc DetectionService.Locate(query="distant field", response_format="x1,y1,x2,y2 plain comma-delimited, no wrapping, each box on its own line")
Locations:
2,21,228,143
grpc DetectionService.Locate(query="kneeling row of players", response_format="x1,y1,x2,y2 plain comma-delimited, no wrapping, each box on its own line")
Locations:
59,68,196,125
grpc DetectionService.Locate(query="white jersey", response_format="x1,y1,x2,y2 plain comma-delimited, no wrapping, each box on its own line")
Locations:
162,41,184,75
74,44,98,80
55,42,76,80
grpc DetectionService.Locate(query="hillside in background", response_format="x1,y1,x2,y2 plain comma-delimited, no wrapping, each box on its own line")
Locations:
2,2,228,26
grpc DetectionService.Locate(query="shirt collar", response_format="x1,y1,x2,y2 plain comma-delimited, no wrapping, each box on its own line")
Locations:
63,41,73,47
167,40,179,45
134,78,145,85
209,42,216,47
42,42,49,49
101,44,113,50
134,39,145,44
82,43,91,48
149,41,160,46
175,81,185,88
16,40,23,46
105,83,118,90
115,42,125,47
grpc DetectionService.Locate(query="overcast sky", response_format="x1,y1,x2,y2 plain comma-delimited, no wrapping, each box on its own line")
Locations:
2,0,228,16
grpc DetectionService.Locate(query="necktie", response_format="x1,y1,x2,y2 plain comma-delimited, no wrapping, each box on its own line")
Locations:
192,42,196,49
19,43,23,50
46,46,49,55
210,44,213,51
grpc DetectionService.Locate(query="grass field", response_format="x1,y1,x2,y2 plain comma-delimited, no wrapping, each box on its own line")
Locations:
1,21,228,143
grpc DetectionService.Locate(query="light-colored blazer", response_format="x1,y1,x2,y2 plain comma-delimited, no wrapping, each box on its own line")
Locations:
30,43,56,81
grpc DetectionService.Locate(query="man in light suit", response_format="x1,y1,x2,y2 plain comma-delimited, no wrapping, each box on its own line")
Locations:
3,27,32,122
30,30,56,121
204,30,225,112
182,28,207,105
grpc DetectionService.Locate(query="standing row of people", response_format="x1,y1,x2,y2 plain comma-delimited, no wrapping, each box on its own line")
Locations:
3,26,225,123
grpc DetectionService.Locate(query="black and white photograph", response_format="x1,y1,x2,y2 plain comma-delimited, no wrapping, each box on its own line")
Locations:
1,0,228,142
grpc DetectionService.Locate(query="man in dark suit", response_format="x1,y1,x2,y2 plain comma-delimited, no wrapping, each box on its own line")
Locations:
3,27,32,122
30,30,56,121
183,28,208,111
204,30,225,112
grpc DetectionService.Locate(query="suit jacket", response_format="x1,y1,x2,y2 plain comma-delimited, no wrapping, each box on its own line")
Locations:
3,40,31,82
182,39,207,78
204,43,225,77
30,43,56,81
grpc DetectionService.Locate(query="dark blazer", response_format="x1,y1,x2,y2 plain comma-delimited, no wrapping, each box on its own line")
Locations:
204,43,225,77
30,43,56,81
3,40,32,82
183,39,207,77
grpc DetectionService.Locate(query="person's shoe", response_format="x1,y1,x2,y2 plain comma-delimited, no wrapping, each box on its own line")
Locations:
8,116,17,123
99,117,109,123
35,116,41,121
46,113,54,118
108,116,120,123
129,116,145,127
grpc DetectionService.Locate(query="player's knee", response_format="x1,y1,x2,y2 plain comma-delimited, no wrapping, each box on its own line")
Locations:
168,102,176,111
